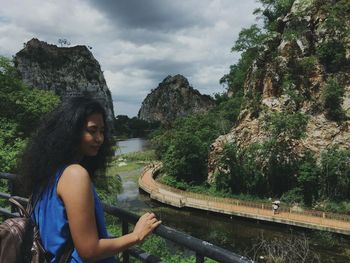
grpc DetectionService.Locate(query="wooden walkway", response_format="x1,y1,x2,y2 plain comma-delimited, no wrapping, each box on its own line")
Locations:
138,164,350,236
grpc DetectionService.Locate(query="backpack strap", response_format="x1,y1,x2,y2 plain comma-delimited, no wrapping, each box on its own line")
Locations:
8,197,30,218
58,238,74,263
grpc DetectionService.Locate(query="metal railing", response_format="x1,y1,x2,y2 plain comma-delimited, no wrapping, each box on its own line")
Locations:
0,172,255,263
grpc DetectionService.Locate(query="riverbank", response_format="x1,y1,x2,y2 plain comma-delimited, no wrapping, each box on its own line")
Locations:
139,164,350,236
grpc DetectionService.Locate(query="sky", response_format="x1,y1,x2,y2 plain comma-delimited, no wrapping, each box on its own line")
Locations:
0,0,260,117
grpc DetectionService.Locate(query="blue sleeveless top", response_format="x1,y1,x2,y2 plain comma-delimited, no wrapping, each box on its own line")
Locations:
32,166,117,263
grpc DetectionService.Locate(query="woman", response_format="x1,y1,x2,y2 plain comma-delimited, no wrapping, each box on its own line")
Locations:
20,96,161,262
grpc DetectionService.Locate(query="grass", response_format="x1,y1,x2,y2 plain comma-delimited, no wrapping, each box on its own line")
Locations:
106,150,156,176
314,200,350,214
117,150,156,162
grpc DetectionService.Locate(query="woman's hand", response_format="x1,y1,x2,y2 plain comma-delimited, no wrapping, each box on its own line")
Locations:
132,212,162,241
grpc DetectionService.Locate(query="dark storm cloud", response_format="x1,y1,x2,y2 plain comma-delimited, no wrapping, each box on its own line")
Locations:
120,59,196,81
88,0,208,32
116,28,171,45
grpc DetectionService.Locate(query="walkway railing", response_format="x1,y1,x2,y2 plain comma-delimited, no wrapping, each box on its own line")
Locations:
147,164,350,224
138,164,350,235
0,172,255,263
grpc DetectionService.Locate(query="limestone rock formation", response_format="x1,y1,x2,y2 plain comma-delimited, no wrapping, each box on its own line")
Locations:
14,38,115,127
138,74,215,125
209,0,350,182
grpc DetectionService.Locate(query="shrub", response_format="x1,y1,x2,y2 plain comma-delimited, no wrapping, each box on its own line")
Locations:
263,111,309,140
317,40,347,73
251,234,320,262
322,78,345,121
297,56,318,75
282,78,304,109
281,188,304,205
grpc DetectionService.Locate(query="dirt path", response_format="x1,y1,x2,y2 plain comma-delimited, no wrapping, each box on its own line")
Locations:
139,165,350,235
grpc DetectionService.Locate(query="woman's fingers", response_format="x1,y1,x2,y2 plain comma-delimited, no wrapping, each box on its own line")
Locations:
153,220,162,228
146,212,155,218
149,218,157,224
142,212,150,218
133,211,162,241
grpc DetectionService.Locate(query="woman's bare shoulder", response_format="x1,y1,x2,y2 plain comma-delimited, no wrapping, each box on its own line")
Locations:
62,164,89,178
58,164,91,197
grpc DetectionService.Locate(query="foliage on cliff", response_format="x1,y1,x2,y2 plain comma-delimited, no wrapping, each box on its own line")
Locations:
213,0,350,207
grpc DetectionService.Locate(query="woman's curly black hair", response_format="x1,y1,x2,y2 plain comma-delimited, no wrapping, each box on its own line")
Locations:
19,96,112,195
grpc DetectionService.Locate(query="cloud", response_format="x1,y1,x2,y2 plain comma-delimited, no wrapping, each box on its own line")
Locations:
0,0,260,117
88,0,209,32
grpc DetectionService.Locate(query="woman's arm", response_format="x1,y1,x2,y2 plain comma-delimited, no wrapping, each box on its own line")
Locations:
57,164,161,262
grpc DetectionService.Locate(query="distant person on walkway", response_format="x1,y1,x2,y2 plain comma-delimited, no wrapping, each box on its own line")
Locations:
272,200,280,215
20,96,161,262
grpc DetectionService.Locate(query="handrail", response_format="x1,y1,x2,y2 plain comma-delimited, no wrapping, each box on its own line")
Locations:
103,203,251,262
0,172,255,263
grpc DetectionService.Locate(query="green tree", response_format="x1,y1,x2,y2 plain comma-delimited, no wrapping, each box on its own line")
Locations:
233,24,267,52
214,92,243,123
260,112,308,195
215,142,268,196
297,151,319,206
319,146,350,200
254,0,295,31
0,120,26,172
220,25,267,94
163,132,207,183
0,56,59,173
152,107,239,185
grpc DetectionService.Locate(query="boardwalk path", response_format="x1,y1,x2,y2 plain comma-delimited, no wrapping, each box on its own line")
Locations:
138,164,350,235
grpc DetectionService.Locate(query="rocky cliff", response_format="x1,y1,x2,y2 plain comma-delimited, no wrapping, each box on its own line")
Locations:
14,38,115,127
209,0,350,181
138,74,215,125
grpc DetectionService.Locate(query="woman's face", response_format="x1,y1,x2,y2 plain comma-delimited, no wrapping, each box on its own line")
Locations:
80,113,105,156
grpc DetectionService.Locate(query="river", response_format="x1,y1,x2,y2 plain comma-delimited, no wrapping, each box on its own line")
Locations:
115,138,350,262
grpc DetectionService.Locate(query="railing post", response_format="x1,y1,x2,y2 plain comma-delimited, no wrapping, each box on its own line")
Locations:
122,220,129,263
8,179,15,213
196,253,204,263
